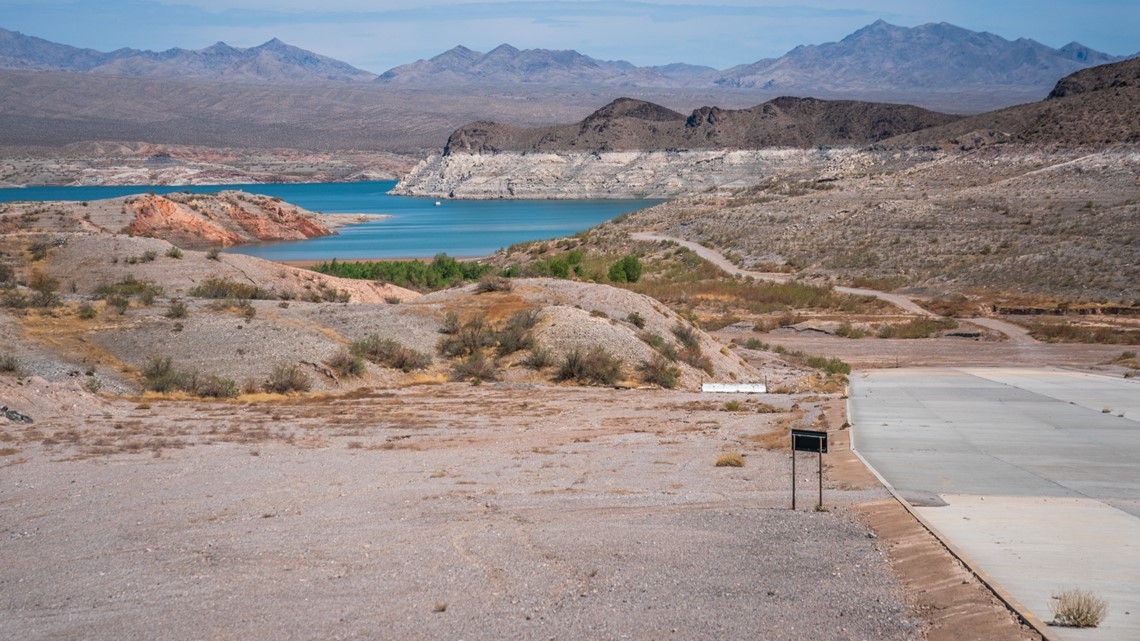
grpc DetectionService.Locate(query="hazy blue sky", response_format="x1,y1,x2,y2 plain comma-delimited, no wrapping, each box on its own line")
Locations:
2,0,1137,71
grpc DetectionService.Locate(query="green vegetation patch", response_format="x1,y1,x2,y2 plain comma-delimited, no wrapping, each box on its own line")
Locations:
312,254,493,291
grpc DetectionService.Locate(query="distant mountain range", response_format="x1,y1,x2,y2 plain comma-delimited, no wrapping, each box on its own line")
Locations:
442,56,1140,156
0,28,376,83
377,20,1130,99
1,21,1131,96
376,43,713,87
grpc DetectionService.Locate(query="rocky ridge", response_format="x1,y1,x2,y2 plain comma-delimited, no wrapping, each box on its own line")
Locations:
391,147,900,199
395,59,1140,199
392,96,955,198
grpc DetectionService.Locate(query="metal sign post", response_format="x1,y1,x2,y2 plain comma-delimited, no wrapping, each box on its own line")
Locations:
790,429,828,510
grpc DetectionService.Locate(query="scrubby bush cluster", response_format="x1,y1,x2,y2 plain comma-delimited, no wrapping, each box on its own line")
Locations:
351,336,432,372
876,317,958,339
141,355,239,398
95,276,165,309
436,310,544,382
556,346,623,386
188,278,273,300
638,355,680,389
264,362,312,394
326,349,366,378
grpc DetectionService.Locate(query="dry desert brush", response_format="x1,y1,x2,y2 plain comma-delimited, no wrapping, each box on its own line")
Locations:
352,335,432,372
715,452,745,467
556,346,623,386
1049,589,1108,628
264,363,312,394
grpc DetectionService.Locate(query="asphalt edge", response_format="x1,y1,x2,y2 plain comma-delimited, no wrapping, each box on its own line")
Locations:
845,387,1059,641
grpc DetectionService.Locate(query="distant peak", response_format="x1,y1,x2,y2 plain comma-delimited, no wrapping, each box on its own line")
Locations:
488,43,521,55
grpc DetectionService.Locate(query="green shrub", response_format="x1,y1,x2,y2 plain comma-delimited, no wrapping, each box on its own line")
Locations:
141,355,184,392
166,246,183,259
803,355,851,375
190,374,239,398
638,355,680,389
523,345,554,370
835,322,866,339
607,255,643,283
95,276,164,301
437,315,492,358
877,318,958,339
494,323,534,357
640,332,678,361
188,278,273,300
671,323,700,350
264,363,312,394
311,253,493,290
28,240,52,261
440,311,461,335
451,352,499,383
557,346,622,386
326,349,366,378
106,294,130,314
206,248,221,260
166,300,188,319
744,337,768,351
77,302,98,319
626,311,646,329
681,348,714,375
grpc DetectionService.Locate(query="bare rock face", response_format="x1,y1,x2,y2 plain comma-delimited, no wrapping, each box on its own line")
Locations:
442,97,957,155
399,96,956,199
128,192,334,248
392,148,863,199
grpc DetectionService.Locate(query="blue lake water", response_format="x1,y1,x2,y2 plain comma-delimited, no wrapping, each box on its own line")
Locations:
0,181,662,260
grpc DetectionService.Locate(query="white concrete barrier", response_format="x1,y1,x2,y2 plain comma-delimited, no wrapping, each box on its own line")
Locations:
701,383,767,393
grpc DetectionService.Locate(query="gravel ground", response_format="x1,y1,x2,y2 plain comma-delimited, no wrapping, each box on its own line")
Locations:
0,383,916,641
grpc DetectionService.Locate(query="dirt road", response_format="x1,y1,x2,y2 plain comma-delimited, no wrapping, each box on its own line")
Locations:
631,232,934,317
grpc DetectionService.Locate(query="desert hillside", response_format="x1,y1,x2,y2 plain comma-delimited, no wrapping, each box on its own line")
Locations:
0,194,763,398
443,97,960,154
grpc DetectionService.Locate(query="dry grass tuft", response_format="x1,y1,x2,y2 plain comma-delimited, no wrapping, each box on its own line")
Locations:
1049,589,1108,628
714,452,745,467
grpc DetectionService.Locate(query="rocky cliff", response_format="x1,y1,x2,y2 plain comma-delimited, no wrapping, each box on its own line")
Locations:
391,96,955,199
390,148,881,199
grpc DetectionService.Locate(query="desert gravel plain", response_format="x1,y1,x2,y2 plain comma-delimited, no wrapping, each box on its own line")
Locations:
1,344,1055,641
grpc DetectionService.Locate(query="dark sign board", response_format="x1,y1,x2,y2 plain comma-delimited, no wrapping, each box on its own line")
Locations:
791,429,828,453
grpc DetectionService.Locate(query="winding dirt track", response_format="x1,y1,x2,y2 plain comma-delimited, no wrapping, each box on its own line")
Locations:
632,232,934,316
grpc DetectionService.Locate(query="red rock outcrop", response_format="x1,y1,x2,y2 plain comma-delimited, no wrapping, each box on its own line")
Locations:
128,193,334,248
130,195,245,247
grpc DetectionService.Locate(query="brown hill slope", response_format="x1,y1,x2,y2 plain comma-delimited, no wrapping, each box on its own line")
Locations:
893,57,1140,147
443,97,960,154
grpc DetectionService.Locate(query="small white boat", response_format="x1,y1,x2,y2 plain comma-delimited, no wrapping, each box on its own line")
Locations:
434,201,442,206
